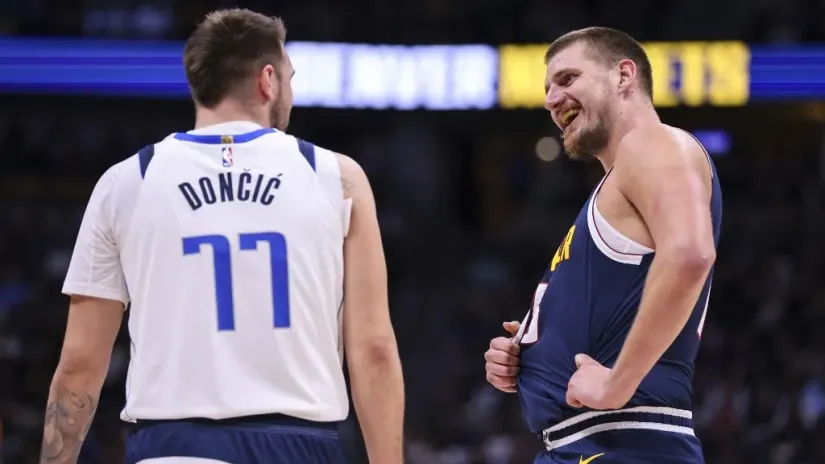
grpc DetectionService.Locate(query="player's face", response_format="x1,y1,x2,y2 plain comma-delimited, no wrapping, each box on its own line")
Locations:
544,42,613,161
269,47,294,131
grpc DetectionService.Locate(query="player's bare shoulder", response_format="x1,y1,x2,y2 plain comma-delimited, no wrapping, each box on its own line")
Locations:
613,123,712,190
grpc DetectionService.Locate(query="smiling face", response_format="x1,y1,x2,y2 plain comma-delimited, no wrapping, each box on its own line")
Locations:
544,41,614,161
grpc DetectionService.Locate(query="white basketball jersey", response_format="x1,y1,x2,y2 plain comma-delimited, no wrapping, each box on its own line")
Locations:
62,121,351,422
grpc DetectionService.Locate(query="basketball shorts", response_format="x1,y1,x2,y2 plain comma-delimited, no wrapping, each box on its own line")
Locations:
124,414,346,464
533,407,704,463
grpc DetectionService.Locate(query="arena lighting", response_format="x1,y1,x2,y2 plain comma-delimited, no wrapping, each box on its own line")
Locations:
2,39,825,107
287,42,498,109
691,130,731,156
535,136,561,162
499,42,825,108
0,38,498,109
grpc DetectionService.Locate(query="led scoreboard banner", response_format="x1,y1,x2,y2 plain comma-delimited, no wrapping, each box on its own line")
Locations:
286,42,498,109
0,39,499,110
499,42,825,108
499,42,751,108
2,38,825,107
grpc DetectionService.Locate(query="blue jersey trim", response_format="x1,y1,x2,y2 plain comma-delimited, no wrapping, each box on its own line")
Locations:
296,138,316,171
173,128,275,145
137,144,155,179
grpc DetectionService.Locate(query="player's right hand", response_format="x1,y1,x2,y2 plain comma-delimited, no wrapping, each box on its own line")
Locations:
484,321,522,393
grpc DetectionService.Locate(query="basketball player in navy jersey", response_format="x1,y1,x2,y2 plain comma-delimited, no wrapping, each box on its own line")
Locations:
484,27,721,463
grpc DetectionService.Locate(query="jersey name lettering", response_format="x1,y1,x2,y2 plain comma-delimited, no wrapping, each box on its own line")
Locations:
179,172,283,211
550,225,576,271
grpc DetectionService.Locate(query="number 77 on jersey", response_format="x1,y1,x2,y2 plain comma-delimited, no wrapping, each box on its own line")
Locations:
182,232,291,331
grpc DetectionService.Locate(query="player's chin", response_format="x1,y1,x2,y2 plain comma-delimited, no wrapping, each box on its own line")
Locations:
561,125,579,145
562,138,581,158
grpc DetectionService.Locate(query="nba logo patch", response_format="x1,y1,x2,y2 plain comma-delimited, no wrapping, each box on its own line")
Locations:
221,147,234,167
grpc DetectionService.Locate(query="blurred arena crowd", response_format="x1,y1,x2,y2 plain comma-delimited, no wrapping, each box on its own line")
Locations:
2,0,825,44
2,1,825,464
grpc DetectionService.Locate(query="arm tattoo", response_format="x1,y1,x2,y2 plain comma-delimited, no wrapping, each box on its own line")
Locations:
40,384,98,463
342,176,356,196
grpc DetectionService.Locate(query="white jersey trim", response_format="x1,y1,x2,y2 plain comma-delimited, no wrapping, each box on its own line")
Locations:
586,171,653,265
137,459,231,464
542,406,694,451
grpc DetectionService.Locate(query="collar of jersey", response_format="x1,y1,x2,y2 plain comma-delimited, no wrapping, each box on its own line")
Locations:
174,121,276,144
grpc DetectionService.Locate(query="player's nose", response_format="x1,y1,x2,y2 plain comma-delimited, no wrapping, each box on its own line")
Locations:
545,88,565,112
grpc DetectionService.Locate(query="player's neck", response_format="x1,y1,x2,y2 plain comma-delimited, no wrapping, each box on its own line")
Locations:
596,100,660,170
193,102,269,131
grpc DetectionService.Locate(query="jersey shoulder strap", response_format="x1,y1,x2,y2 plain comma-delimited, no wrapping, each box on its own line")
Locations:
137,144,156,179
295,138,316,171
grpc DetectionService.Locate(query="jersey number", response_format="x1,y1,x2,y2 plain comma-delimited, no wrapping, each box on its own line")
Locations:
182,233,290,331
515,283,547,345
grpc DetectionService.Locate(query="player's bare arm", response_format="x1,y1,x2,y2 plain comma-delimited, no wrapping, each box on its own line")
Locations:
337,154,405,463
568,125,715,409
609,126,715,398
40,295,123,464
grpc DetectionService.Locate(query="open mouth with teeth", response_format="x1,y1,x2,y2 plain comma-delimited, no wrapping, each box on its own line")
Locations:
559,107,581,131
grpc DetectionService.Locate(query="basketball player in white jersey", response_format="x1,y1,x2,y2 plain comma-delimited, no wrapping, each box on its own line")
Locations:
39,9,404,464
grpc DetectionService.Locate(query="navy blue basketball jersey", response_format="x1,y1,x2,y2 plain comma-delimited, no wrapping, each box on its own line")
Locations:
515,138,723,434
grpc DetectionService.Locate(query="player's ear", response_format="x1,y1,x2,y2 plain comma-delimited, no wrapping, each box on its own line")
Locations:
257,64,277,102
616,59,637,94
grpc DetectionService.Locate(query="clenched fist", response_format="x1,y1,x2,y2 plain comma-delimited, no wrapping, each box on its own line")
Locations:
484,321,522,393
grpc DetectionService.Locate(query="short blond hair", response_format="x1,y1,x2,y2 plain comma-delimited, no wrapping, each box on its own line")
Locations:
545,27,653,100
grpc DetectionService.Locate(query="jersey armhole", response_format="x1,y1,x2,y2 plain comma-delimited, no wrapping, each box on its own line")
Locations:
312,146,352,236
678,128,714,180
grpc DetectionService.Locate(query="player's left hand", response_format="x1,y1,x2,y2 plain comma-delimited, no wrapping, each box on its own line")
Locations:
565,354,634,410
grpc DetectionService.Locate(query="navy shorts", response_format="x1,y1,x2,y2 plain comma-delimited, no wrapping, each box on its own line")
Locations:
534,407,704,464
124,414,346,464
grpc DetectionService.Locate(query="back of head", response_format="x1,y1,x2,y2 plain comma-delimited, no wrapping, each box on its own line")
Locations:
545,27,653,101
183,9,287,109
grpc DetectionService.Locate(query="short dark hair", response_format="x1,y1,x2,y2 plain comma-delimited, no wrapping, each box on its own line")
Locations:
183,9,287,108
544,27,653,100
